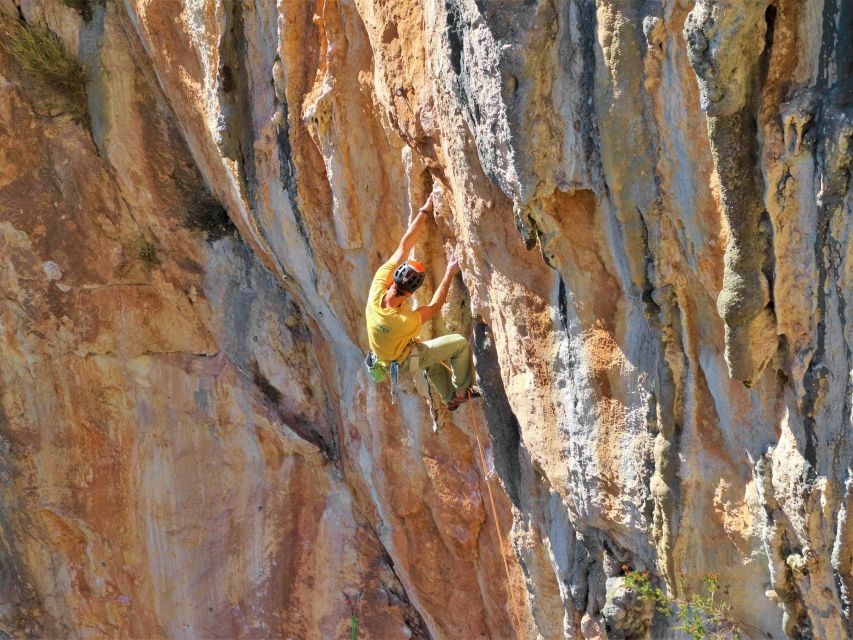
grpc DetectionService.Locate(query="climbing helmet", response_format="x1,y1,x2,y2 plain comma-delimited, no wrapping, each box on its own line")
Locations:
393,260,426,294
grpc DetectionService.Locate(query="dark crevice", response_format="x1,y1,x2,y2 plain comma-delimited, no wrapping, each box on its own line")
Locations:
817,0,839,93
831,0,853,105
757,4,777,89
273,86,314,257
800,112,846,476
371,532,432,639
472,320,522,507
445,0,464,76
574,0,601,176
557,276,568,331
217,0,256,200
642,393,657,525
802,0,853,484
636,205,655,308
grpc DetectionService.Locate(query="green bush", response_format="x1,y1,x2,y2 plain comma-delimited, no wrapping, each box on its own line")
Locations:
0,17,88,121
623,569,754,640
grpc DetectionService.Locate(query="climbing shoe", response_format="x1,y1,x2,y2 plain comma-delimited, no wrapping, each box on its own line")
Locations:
445,396,462,411
445,388,481,411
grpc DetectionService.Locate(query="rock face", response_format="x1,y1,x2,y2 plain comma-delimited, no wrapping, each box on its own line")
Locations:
0,0,850,638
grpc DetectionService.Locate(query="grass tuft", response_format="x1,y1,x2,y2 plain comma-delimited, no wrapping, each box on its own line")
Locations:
137,240,160,270
0,17,88,121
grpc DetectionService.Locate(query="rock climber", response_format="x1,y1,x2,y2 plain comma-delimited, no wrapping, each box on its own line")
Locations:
365,192,477,410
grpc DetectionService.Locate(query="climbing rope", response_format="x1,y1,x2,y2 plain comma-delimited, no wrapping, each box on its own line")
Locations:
467,386,519,619
438,361,520,620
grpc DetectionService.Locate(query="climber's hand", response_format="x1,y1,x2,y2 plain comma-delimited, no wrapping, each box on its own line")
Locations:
447,256,461,276
419,193,434,214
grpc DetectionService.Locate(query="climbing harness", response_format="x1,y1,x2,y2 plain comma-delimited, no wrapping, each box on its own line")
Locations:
366,341,430,404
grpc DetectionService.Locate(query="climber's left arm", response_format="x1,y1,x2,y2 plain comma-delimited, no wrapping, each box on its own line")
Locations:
417,256,460,323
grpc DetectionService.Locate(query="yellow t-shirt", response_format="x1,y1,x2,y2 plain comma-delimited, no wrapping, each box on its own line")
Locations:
365,259,422,363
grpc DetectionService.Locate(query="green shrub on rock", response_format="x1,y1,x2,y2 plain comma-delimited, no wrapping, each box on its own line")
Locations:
0,17,88,121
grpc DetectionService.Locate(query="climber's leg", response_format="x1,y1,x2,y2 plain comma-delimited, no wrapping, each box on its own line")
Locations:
415,334,473,403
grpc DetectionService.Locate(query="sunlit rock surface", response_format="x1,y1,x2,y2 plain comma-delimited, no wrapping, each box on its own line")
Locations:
0,0,850,638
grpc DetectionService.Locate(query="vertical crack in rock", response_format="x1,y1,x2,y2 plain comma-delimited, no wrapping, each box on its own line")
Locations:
0,517,47,637
817,0,840,95
828,18,853,631
216,0,257,198
648,285,687,590
574,0,603,190
557,276,569,332
215,0,300,285
593,0,660,298
370,543,432,640
472,320,522,506
685,0,779,386
445,0,463,78
832,474,853,635
0,406,49,637
753,450,811,636
208,238,337,458
802,0,853,474
810,98,853,632
272,59,314,259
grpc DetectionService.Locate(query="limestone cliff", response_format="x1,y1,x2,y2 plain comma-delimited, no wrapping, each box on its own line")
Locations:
0,0,850,638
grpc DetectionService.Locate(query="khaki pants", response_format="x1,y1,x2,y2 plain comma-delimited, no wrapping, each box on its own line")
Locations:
402,334,473,403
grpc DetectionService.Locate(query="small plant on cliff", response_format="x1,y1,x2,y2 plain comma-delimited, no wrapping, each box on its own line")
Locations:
0,17,88,121
136,239,160,270
623,568,756,639
172,170,236,242
183,190,235,242
250,359,283,405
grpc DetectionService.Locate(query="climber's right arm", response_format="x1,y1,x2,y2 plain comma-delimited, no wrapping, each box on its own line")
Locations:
390,194,433,265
